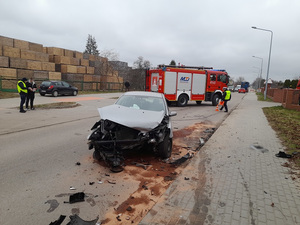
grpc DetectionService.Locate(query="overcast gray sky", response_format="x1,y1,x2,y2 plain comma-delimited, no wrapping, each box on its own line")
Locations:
1,0,300,83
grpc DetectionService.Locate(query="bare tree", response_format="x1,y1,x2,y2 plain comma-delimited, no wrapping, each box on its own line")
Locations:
133,56,151,69
100,49,119,61
252,77,261,89
235,76,245,85
129,56,152,90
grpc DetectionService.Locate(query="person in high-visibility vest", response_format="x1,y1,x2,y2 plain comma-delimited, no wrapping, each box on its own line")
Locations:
220,87,231,112
17,77,28,113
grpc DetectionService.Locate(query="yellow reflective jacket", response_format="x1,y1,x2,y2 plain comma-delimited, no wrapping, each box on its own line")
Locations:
224,90,231,100
17,81,28,94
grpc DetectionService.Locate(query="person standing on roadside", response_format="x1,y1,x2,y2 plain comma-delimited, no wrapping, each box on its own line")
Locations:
25,78,37,110
124,81,130,92
17,77,28,113
220,87,231,112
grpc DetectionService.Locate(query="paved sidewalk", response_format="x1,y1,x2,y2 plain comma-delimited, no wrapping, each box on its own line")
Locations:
140,92,300,225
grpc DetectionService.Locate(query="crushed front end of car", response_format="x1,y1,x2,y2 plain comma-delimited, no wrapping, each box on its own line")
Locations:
87,104,172,172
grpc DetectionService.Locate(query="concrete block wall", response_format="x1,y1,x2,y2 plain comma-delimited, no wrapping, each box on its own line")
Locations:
0,35,123,91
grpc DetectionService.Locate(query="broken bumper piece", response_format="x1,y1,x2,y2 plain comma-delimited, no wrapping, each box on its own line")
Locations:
66,214,99,225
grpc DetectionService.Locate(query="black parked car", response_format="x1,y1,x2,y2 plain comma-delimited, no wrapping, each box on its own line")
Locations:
39,81,78,97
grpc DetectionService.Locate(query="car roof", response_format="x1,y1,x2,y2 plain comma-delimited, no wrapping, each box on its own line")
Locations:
40,80,68,82
122,91,164,98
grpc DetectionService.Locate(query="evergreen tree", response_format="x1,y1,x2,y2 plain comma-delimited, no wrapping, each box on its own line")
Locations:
84,34,99,56
291,79,298,89
170,60,176,65
283,79,291,88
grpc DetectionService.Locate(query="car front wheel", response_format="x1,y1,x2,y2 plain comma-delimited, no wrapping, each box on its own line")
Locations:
73,90,78,96
93,150,101,161
158,135,172,159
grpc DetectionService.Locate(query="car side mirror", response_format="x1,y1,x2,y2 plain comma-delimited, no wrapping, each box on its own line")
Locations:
169,111,177,117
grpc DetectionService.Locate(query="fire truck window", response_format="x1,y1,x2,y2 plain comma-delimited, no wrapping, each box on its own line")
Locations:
210,74,216,81
218,74,227,83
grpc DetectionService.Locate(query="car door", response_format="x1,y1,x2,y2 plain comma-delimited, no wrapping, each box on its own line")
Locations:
62,81,72,95
55,82,64,94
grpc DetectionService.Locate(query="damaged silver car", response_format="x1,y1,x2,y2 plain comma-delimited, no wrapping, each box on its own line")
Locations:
88,91,177,172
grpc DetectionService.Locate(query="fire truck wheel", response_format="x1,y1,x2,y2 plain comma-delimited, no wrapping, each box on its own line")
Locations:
196,101,202,105
177,94,188,107
212,94,221,106
158,136,172,159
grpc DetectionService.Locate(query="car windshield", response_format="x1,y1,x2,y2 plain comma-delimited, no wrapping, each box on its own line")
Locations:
116,95,165,112
42,81,51,86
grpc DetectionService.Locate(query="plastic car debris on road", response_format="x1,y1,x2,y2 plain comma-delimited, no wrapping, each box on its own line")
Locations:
132,162,151,170
64,192,85,204
199,137,205,146
171,152,194,166
49,214,99,225
49,215,66,225
275,151,293,158
203,128,215,133
66,214,99,225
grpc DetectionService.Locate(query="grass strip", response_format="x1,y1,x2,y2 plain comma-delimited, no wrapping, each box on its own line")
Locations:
0,91,19,99
256,92,273,101
263,106,300,168
34,102,80,109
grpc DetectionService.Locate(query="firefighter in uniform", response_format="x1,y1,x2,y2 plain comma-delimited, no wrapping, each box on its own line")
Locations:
17,77,28,113
220,87,231,112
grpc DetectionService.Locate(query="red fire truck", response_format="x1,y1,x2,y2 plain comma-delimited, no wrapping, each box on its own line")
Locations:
145,65,230,106
297,79,300,90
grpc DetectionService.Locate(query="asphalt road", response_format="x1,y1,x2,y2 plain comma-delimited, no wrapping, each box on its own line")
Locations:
0,92,245,225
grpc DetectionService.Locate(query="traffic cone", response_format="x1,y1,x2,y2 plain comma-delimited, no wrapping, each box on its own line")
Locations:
215,104,219,111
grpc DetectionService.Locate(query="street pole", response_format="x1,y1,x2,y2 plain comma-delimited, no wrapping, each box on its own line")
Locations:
252,26,273,100
252,67,260,90
252,56,263,90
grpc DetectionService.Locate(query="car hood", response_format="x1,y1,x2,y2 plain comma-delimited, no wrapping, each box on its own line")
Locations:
98,105,165,132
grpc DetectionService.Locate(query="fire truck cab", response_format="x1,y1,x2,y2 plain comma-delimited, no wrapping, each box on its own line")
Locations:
297,79,300,90
146,65,230,106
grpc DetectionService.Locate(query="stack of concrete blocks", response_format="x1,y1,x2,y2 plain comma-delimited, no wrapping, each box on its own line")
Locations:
0,35,60,90
94,56,123,90
0,35,123,91
83,53,123,91
46,47,96,91
46,47,123,91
